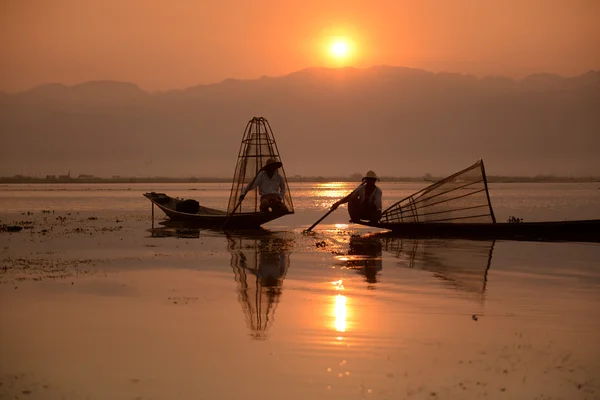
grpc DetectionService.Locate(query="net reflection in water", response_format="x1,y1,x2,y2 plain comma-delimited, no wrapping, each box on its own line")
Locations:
228,233,294,340
382,235,495,302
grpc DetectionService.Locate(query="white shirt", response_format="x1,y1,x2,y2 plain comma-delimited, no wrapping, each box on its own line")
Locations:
242,171,286,197
350,185,382,211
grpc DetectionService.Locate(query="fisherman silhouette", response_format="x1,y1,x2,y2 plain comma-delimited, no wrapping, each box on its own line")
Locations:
239,158,288,214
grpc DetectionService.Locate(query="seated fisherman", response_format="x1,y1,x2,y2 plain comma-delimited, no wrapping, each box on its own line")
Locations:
330,170,382,223
239,158,288,214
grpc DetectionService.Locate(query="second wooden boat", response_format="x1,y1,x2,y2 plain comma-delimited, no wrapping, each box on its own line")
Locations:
355,160,600,242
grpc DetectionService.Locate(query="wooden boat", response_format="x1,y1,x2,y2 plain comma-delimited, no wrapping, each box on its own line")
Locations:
355,160,600,242
358,219,600,242
144,117,294,229
143,192,291,229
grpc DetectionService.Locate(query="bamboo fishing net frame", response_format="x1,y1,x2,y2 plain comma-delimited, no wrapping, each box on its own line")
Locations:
227,117,294,214
380,160,496,224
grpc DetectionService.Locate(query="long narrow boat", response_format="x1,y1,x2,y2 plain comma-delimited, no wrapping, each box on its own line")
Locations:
357,219,600,242
355,160,600,242
143,192,291,229
143,117,294,229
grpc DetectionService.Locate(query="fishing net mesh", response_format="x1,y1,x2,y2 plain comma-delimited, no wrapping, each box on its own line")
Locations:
380,160,495,224
227,117,294,214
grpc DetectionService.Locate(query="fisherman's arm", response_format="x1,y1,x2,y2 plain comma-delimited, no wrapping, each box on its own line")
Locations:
278,175,286,198
374,188,382,211
330,189,358,210
240,172,263,199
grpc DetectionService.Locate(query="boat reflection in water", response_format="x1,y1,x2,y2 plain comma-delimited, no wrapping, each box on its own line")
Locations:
148,223,293,340
332,231,494,305
334,234,383,289
227,232,294,340
381,234,495,300
148,226,201,239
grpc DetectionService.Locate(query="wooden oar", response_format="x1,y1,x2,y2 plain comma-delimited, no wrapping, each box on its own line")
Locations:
220,196,246,230
304,208,336,233
221,174,259,230
304,182,365,233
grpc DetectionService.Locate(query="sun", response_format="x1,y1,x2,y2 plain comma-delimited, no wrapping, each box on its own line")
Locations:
330,40,350,58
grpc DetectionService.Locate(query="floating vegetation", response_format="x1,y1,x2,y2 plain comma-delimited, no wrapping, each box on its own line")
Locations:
0,225,23,233
0,257,96,284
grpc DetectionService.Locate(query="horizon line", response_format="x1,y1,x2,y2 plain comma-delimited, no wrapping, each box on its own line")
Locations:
2,64,599,95
3,174,600,183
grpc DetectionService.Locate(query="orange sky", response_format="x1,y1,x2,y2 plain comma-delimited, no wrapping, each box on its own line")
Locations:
1,0,599,92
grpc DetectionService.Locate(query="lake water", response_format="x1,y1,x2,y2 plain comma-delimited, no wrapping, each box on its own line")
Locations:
0,182,599,399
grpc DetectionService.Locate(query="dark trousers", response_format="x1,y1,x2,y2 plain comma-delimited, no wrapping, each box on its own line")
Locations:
348,198,381,223
260,194,288,214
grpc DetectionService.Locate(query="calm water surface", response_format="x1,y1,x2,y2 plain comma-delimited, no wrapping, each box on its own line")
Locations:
1,181,599,220
0,182,599,399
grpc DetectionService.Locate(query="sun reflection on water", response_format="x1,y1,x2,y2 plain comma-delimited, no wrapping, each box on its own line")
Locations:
331,279,344,290
331,280,347,339
309,182,354,205
317,182,347,189
334,294,347,334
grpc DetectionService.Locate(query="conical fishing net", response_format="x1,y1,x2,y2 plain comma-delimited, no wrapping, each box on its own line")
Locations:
380,160,496,224
227,117,294,214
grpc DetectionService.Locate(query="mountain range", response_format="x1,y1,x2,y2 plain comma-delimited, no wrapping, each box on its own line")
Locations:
1,66,599,178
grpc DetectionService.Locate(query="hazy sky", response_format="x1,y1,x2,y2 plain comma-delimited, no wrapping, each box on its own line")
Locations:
1,0,599,92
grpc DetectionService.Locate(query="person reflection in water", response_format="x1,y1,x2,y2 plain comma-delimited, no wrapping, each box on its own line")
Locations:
330,171,382,224
228,234,293,340
341,235,383,287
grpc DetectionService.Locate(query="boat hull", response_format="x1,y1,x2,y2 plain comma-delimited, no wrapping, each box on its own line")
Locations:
144,192,292,229
358,219,600,242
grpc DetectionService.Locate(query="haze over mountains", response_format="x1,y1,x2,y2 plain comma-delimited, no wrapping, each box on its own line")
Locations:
1,66,598,178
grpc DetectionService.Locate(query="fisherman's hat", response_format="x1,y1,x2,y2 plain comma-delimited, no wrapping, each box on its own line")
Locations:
363,170,379,181
262,158,283,170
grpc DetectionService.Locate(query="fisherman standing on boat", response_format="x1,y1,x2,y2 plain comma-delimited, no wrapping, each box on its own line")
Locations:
330,171,382,224
239,158,288,214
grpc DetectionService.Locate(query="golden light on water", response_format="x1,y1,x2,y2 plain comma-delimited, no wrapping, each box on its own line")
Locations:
331,279,344,290
310,183,354,209
331,280,348,339
317,183,346,189
334,294,347,333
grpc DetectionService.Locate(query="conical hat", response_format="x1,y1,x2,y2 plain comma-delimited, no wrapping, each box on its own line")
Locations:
262,158,283,170
363,170,379,181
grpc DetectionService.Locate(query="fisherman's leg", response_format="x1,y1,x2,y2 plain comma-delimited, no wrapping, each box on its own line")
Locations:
259,196,271,213
271,194,288,213
260,194,287,213
348,197,364,222
274,200,288,213
365,205,381,224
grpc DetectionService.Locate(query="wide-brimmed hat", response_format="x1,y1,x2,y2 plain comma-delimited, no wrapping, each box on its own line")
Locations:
262,158,283,170
362,170,379,181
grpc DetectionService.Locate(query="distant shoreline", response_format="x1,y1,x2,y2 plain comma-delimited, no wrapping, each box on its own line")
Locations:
1,176,599,184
